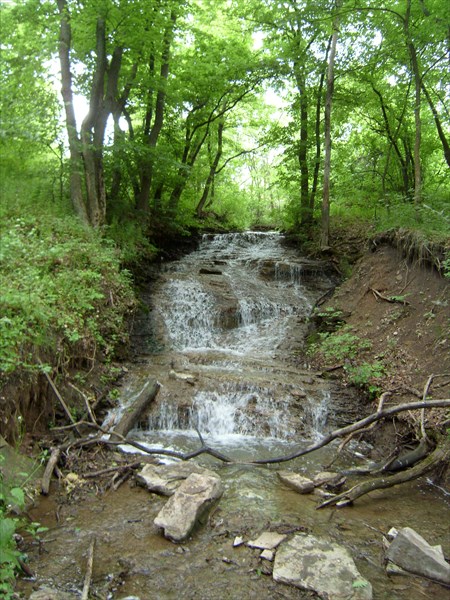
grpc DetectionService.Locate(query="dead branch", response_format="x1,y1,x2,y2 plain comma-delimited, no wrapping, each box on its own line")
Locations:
68,382,98,425
82,461,142,479
317,437,450,509
81,536,95,600
250,399,450,465
41,448,62,495
41,366,82,436
370,287,409,305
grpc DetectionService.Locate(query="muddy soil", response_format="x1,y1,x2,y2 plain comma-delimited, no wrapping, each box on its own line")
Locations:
12,239,450,600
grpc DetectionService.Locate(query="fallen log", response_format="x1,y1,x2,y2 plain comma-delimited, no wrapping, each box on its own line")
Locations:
317,437,450,509
110,379,160,441
41,448,62,495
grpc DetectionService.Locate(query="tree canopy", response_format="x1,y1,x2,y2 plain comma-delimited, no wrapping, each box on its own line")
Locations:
1,0,449,238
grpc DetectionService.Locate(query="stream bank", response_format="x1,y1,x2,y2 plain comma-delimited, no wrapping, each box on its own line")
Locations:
7,229,450,599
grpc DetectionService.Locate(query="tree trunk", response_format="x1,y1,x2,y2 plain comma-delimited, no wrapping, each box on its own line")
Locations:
57,0,89,225
137,12,176,213
320,5,340,249
196,120,224,217
405,0,422,206
421,81,450,168
294,67,310,227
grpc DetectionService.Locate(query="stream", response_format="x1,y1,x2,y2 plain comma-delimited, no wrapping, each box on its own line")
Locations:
24,232,450,599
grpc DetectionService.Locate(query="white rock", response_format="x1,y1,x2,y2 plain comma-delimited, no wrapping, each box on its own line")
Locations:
247,531,287,550
387,527,399,539
273,533,372,600
260,549,275,561
233,536,244,547
154,472,223,542
136,462,214,496
386,527,450,585
277,471,315,494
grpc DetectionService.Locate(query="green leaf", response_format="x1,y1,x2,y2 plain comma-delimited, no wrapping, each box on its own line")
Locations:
9,487,25,509
352,579,369,588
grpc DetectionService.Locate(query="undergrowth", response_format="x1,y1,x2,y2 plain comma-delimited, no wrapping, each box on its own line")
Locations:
0,209,135,375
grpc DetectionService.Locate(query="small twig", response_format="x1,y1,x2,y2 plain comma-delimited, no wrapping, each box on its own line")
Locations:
81,537,95,600
420,374,434,442
41,366,82,437
370,287,409,305
82,461,142,479
68,382,98,426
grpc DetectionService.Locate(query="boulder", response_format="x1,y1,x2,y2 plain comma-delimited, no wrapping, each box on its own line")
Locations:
154,472,223,542
273,534,372,600
385,527,450,585
277,471,315,494
247,531,287,550
136,462,215,496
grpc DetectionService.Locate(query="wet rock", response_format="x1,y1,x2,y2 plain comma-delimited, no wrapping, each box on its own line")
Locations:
247,531,287,550
313,471,347,490
385,527,450,585
199,267,223,275
260,549,275,561
168,369,196,384
29,588,77,600
136,462,216,496
277,471,315,494
273,533,372,599
154,472,223,542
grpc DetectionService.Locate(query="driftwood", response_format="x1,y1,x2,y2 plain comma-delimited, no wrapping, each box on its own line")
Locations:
317,438,450,509
110,379,160,441
81,537,95,600
41,448,62,495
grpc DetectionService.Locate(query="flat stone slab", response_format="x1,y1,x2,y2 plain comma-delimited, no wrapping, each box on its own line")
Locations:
386,527,450,585
278,471,315,494
136,462,215,496
247,531,287,550
154,472,223,542
313,471,346,489
273,534,372,599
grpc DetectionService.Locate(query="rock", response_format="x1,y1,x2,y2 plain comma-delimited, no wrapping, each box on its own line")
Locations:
385,527,450,585
277,471,315,494
387,527,399,540
168,369,196,384
273,534,372,599
260,549,275,561
313,471,346,490
247,531,287,550
154,472,223,542
29,588,77,600
233,536,244,547
136,462,215,496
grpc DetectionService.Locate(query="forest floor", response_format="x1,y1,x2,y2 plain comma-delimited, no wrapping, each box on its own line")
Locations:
11,230,450,599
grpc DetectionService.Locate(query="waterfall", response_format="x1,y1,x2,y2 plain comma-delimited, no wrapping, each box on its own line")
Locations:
130,231,335,450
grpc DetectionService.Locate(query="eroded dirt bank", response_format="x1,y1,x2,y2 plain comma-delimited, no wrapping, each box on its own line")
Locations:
12,234,450,599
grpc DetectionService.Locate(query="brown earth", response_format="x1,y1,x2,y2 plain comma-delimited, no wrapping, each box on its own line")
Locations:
313,241,449,429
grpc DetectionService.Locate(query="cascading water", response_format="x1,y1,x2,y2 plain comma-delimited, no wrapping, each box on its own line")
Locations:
122,231,336,458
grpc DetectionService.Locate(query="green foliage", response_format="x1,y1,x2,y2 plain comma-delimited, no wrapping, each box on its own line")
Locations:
0,452,49,598
309,326,372,363
345,361,386,399
0,204,135,375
